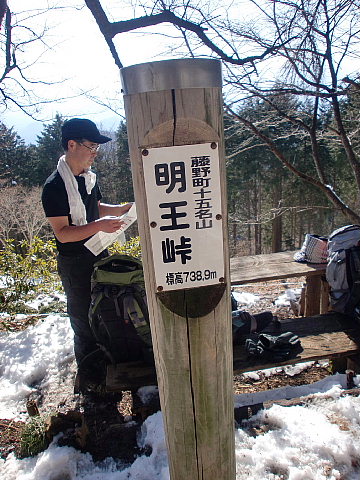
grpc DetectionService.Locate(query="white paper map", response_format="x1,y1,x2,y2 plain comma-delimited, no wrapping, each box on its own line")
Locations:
85,203,137,255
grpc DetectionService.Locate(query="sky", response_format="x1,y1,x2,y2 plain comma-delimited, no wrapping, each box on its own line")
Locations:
1,288,360,479
3,1,175,143
2,1,360,146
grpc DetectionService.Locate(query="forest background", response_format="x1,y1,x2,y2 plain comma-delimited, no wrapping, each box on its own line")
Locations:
1,106,356,259
1,0,360,312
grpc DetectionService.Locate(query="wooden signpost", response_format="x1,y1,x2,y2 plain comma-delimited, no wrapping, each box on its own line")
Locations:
121,59,235,480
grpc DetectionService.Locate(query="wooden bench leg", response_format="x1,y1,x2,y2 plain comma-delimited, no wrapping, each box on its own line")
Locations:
299,284,306,316
330,357,348,374
234,406,250,423
304,276,322,316
234,403,264,424
320,276,330,314
347,355,360,374
304,274,329,316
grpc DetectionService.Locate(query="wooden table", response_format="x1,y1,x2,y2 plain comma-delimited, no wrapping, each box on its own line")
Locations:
230,251,328,316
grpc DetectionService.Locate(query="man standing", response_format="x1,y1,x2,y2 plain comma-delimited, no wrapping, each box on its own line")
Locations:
42,118,132,391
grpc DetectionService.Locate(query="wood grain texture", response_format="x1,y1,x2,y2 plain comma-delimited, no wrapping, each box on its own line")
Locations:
230,251,326,284
233,312,360,372
123,81,235,479
230,251,329,315
106,312,360,390
304,275,323,316
320,277,330,314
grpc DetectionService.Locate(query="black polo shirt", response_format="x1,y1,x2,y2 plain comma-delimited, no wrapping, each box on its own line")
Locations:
42,170,102,256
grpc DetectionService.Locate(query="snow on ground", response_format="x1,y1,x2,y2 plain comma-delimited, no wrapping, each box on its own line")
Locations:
1,293,360,479
25,292,66,310
274,287,302,307
232,290,260,306
242,361,324,381
0,313,74,420
235,373,358,407
235,392,360,480
233,282,302,310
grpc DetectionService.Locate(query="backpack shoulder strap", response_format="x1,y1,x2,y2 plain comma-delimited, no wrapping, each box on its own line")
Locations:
123,286,152,347
89,288,105,330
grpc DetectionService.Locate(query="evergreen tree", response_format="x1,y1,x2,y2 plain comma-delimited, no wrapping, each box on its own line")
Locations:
33,114,64,185
0,122,35,186
225,93,335,254
95,121,134,203
115,121,134,202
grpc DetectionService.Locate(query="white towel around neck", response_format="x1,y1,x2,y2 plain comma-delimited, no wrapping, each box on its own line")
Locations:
57,155,97,226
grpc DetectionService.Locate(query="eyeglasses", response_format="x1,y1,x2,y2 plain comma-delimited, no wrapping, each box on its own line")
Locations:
76,141,100,152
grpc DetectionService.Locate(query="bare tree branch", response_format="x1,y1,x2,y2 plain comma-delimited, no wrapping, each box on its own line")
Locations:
343,76,360,90
83,0,360,225
85,0,283,68
0,4,87,118
0,0,6,29
226,103,360,224
84,0,123,69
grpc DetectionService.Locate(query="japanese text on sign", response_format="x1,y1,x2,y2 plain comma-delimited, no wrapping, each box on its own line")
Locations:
143,143,224,291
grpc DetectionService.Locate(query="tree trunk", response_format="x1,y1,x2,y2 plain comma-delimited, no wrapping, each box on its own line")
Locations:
272,179,282,252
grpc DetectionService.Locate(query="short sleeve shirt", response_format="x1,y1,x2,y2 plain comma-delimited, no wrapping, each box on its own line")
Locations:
42,170,102,256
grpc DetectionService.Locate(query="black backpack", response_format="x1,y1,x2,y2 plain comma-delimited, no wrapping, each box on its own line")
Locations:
89,254,154,365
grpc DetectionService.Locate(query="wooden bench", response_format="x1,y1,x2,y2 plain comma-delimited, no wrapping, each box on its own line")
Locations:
105,251,360,392
232,312,360,421
106,312,360,391
232,312,360,373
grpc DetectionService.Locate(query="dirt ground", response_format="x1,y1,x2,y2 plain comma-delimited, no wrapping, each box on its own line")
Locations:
0,278,335,464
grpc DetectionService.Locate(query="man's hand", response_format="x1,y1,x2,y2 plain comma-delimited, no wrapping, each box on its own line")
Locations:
98,201,134,218
96,216,124,233
47,215,124,243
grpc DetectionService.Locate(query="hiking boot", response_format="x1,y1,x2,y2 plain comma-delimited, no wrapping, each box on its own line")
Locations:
74,369,106,395
74,351,107,395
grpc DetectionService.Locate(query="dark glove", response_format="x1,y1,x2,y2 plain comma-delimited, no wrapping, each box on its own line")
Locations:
258,332,301,350
245,331,303,361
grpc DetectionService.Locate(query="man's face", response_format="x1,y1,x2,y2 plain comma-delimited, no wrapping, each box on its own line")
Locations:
70,140,100,172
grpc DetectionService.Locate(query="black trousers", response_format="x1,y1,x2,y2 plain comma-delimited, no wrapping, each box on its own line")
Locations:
57,250,107,367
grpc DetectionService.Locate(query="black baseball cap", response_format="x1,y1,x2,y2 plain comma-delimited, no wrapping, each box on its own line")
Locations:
61,118,112,144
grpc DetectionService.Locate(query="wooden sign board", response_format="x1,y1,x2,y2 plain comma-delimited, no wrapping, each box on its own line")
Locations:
142,142,224,292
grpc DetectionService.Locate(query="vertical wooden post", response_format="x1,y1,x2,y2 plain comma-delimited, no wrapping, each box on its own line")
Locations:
121,59,235,480
320,275,330,314
304,275,322,316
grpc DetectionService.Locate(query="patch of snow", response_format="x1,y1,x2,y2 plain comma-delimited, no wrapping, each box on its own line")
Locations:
2,392,360,479
274,287,302,307
232,291,260,306
234,373,359,408
0,315,74,420
1,297,360,479
235,395,360,479
243,361,317,379
25,292,66,310
137,385,159,404
242,371,261,381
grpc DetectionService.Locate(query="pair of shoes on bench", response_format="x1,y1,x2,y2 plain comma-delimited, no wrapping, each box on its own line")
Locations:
245,331,303,361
